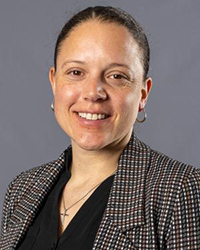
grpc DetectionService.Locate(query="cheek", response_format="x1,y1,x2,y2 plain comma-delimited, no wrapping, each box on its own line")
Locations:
115,91,141,130
118,91,140,115
55,84,79,108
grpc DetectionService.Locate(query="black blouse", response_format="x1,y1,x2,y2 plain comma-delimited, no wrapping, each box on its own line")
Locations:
16,149,114,250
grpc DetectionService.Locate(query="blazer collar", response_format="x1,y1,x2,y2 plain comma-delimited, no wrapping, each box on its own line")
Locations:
104,133,150,231
5,133,150,248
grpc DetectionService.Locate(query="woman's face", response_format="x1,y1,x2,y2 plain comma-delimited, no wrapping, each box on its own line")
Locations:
49,20,152,151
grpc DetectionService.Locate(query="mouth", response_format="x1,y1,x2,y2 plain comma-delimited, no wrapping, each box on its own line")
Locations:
77,112,110,121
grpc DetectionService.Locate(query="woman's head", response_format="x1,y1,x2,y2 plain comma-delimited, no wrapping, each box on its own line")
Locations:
49,6,152,151
54,6,150,81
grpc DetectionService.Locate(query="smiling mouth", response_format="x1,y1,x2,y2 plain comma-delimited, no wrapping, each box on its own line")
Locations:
78,112,109,120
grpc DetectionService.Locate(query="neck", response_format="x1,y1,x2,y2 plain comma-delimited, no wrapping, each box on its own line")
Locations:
69,132,132,184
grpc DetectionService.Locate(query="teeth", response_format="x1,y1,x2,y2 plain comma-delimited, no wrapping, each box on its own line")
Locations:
78,113,107,120
92,114,98,120
98,114,105,119
86,113,92,120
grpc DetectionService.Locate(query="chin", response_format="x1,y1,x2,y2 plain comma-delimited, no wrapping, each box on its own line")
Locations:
77,141,106,151
73,134,110,151
80,145,102,151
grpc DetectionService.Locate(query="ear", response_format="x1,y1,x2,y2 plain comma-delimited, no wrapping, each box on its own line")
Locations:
49,67,56,96
139,77,152,111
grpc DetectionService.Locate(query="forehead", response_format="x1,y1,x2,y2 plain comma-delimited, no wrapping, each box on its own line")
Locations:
57,19,142,69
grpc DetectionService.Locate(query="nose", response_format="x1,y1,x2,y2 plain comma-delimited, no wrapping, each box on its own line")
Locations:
82,77,107,102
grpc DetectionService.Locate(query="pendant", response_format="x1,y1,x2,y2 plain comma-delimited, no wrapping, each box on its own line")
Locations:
60,209,69,225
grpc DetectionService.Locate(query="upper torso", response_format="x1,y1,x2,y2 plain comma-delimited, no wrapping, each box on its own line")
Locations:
1,134,200,249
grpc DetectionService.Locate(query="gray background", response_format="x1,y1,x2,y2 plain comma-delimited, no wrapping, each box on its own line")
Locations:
0,0,200,211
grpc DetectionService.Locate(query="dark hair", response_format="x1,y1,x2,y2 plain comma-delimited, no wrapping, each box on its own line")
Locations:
54,6,150,80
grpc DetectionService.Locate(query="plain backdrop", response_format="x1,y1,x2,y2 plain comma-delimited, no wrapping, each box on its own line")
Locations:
0,0,200,211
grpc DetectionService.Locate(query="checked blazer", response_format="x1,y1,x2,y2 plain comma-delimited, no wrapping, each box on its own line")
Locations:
0,133,200,249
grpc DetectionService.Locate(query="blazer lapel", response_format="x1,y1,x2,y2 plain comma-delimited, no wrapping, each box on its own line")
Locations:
2,150,67,250
93,133,151,249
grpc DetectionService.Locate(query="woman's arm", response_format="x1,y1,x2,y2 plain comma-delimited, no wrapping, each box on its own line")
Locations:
0,171,25,239
0,181,14,238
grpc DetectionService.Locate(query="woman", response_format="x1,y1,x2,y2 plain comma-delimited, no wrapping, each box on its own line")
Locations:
0,6,199,250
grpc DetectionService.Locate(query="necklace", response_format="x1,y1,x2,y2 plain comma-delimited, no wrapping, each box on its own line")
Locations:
60,168,117,226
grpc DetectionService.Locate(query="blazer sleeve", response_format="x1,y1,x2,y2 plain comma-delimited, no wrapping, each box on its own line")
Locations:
166,168,200,249
0,181,13,238
0,172,23,238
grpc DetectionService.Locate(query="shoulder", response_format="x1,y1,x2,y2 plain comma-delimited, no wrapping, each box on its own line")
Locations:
3,149,68,209
0,149,68,236
131,135,199,191
149,147,199,185
142,141,200,210
7,163,50,202
134,136,199,181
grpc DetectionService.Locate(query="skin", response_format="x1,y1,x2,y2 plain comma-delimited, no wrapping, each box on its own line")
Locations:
49,19,152,184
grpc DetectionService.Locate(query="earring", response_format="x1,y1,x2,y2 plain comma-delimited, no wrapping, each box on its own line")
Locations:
136,108,147,123
51,101,54,112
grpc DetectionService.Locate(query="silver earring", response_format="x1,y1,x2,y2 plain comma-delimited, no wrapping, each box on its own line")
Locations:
136,108,147,123
51,101,54,112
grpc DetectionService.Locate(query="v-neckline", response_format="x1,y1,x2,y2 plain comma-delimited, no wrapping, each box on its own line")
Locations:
42,147,115,247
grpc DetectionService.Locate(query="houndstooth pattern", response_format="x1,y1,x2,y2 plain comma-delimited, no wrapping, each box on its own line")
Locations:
0,134,200,249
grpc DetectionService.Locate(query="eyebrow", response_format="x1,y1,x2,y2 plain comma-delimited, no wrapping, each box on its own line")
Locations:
61,60,131,70
106,63,131,70
61,60,85,69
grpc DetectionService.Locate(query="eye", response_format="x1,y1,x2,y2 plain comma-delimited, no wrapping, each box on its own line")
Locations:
112,74,125,79
65,69,85,80
106,72,132,87
108,73,129,81
68,70,83,76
